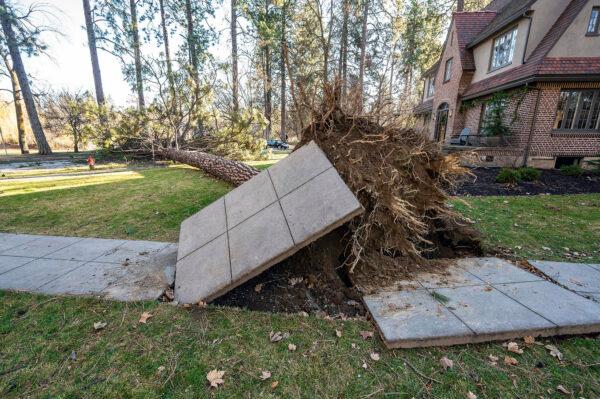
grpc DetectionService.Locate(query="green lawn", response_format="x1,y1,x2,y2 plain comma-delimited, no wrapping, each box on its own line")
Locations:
1,166,599,397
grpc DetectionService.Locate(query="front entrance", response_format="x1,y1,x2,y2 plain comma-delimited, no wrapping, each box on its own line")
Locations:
434,103,449,142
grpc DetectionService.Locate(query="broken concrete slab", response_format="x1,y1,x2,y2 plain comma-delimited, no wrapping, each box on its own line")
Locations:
460,257,543,284
0,233,38,252
0,258,85,291
432,285,556,339
175,140,363,304
0,255,35,275
47,237,126,262
1,235,83,258
363,290,474,348
0,233,176,302
38,261,129,296
529,260,600,293
494,281,600,335
416,263,484,289
94,240,171,264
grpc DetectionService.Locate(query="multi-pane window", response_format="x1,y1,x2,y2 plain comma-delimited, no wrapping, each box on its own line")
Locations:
490,27,518,70
588,7,600,35
444,58,453,82
427,76,435,97
554,90,600,131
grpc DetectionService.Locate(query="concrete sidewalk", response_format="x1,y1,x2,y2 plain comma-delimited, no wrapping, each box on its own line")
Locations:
0,233,176,301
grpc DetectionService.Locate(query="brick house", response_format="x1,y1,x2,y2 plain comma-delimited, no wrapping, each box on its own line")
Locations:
414,0,600,168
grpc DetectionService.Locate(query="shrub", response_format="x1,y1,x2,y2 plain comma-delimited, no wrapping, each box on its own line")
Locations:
560,164,584,177
496,168,522,184
518,167,541,181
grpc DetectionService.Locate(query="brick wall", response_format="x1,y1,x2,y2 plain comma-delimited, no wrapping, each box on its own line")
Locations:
459,82,600,161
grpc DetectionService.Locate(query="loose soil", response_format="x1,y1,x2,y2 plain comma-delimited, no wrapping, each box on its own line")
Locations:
454,168,600,196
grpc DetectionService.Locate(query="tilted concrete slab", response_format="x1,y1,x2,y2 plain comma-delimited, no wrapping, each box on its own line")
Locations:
529,260,600,293
365,257,600,348
174,141,363,304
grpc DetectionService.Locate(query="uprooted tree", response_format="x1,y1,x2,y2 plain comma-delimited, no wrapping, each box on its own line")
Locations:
160,89,481,283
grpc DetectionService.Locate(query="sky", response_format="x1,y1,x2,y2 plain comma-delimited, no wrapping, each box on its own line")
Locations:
5,0,230,107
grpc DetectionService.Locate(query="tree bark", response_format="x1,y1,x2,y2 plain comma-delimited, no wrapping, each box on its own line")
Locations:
338,0,349,100
358,0,369,108
82,0,105,107
3,55,29,154
263,0,272,140
73,128,79,153
457,0,464,12
231,0,239,113
185,0,200,99
129,0,145,111
160,148,259,186
279,1,286,142
159,0,175,102
0,0,51,154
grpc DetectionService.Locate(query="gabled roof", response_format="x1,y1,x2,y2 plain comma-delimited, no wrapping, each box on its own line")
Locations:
463,0,595,99
454,11,498,70
414,98,433,115
468,0,536,48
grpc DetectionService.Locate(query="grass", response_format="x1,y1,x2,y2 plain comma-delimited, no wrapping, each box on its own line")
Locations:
1,291,599,398
0,165,599,397
452,194,600,263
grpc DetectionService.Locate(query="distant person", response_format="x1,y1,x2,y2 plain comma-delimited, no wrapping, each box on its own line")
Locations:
87,154,96,170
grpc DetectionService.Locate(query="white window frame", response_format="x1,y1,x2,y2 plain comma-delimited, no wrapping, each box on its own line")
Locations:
443,58,453,82
588,7,600,35
490,27,518,71
427,76,435,98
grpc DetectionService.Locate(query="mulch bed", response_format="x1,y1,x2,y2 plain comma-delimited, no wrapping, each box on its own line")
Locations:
453,168,600,196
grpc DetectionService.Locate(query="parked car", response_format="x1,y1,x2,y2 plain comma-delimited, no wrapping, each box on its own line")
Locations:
266,139,289,150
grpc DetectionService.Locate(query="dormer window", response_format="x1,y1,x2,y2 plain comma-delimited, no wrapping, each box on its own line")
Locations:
490,27,518,70
444,58,453,82
588,7,599,35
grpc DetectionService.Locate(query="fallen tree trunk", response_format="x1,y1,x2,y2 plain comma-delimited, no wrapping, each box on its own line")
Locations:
160,148,259,186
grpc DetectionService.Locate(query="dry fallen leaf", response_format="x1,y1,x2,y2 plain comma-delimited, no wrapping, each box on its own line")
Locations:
335,329,342,338
466,391,477,399
254,283,263,293
440,356,454,370
370,352,380,361
269,331,283,343
93,321,107,330
288,343,297,352
271,380,279,389
507,342,523,354
139,311,153,324
260,370,271,380
207,369,225,388
360,331,374,340
545,344,564,361
361,361,368,369
289,277,303,286
504,356,519,366
523,336,535,345
157,366,165,373
196,301,207,308
351,343,357,349
488,354,499,366
556,385,570,395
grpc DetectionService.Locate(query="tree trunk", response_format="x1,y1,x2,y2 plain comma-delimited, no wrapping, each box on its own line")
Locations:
231,0,239,113
3,55,29,154
279,1,286,142
358,0,369,108
338,0,349,100
457,0,464,12
82,0,105,107
0,0,51,154
185,0,200,99
159,0,175,101
160,148,259,186
129,0,145,111
73,129,79,153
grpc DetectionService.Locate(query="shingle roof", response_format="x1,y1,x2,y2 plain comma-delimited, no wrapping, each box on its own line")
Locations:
462,0,595,99
454,11,499,70
469,0,536,48
413,98,433,115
